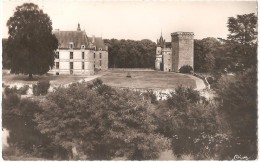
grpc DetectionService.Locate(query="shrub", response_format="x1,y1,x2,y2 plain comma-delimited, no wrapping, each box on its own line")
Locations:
18,85,30,95
179,65,193,74
34,81,169,160
5,85,30,95
33,80,50,96
206,77,214,84
153,86,229,160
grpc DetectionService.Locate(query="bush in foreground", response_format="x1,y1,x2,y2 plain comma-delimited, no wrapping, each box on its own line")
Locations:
33,80,50,96
154,86,230,159
34,80,169,160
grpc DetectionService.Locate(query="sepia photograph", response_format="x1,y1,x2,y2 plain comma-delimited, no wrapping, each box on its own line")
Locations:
1,0,258,160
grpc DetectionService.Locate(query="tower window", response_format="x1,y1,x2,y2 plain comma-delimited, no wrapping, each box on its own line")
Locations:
82,52,85,59
70,52,73,59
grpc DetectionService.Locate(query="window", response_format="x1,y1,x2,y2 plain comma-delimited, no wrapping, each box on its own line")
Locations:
70,52,73,59
99,48,102,51
81,45,85,49
56,62,59,69
56,52,59,59
82,62,85,69
94,64,95,68
100,53,102,59
70,62,73,69
100,60,102,66
69,42,73,49
94,53,95,59
82,52,85,59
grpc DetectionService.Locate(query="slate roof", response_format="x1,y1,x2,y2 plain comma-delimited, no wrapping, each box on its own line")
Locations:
53,31,88,49
88,36,107,51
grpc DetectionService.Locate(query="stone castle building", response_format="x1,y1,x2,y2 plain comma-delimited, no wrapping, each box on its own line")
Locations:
49,24,108,75
155,32,194,72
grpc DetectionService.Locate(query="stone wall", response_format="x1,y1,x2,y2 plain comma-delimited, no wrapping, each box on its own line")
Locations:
171,32,194,72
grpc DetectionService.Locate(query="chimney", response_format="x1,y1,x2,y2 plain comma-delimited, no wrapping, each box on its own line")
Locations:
77,23,81,31
92,35,95,43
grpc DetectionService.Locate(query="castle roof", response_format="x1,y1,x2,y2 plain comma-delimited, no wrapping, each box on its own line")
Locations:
87,36,107,50
157,35,165,47
171,31,194,36
53,30,88,49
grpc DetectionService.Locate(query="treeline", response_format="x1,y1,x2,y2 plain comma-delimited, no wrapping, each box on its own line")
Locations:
103,39,156,68
194,13,257,74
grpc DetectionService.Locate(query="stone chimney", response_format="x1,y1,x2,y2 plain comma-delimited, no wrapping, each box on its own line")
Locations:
77,23,81,31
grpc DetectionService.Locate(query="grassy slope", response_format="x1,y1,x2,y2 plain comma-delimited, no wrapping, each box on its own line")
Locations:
100,71,196,89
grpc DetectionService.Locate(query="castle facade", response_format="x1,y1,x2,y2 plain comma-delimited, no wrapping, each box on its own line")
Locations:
49,24,108,75
155,32,194,72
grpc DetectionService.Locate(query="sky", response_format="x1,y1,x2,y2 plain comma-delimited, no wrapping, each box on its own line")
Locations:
1,0,257,42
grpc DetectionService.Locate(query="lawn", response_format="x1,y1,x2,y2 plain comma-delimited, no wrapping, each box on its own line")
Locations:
2,73,89,86
2,70,197,90
99,70,196,89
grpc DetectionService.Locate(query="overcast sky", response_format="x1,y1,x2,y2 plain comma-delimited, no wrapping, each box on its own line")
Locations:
1,0,257,42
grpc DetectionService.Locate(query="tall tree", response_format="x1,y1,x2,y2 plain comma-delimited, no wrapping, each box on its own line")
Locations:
6,3,58,79
194,37,220,73
2,39,11,69
227,13,257,69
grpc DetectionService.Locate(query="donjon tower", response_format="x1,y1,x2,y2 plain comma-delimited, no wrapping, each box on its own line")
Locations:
171,32,194,72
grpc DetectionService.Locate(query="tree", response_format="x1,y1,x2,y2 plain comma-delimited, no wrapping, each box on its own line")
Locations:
227,13,257,69
6,3,58,79
194,38,221,73
2,39,11,69
103,39,156,68
34,80,169,160
215,68,257,159
154,86,230,159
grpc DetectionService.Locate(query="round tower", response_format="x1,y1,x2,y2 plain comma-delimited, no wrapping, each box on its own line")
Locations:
155,33,165,70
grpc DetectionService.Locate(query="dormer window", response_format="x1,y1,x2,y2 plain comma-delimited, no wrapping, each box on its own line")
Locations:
99,48,102,51
81,45,85,49
93,46,96,51
69,42,74,49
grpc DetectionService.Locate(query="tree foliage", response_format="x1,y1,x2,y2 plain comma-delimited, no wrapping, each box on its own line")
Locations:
2,39,11,69
104,39,156,68
34,80,169,160
153,86,229,159
226,13,257,69
194,37,221,73
215,68,257,159
6,3,58,79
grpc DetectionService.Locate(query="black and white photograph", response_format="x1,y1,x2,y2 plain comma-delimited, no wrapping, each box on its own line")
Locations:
1,0,258,160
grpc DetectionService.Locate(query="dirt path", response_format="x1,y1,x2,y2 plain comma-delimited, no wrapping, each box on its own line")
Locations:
187,74,206,90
